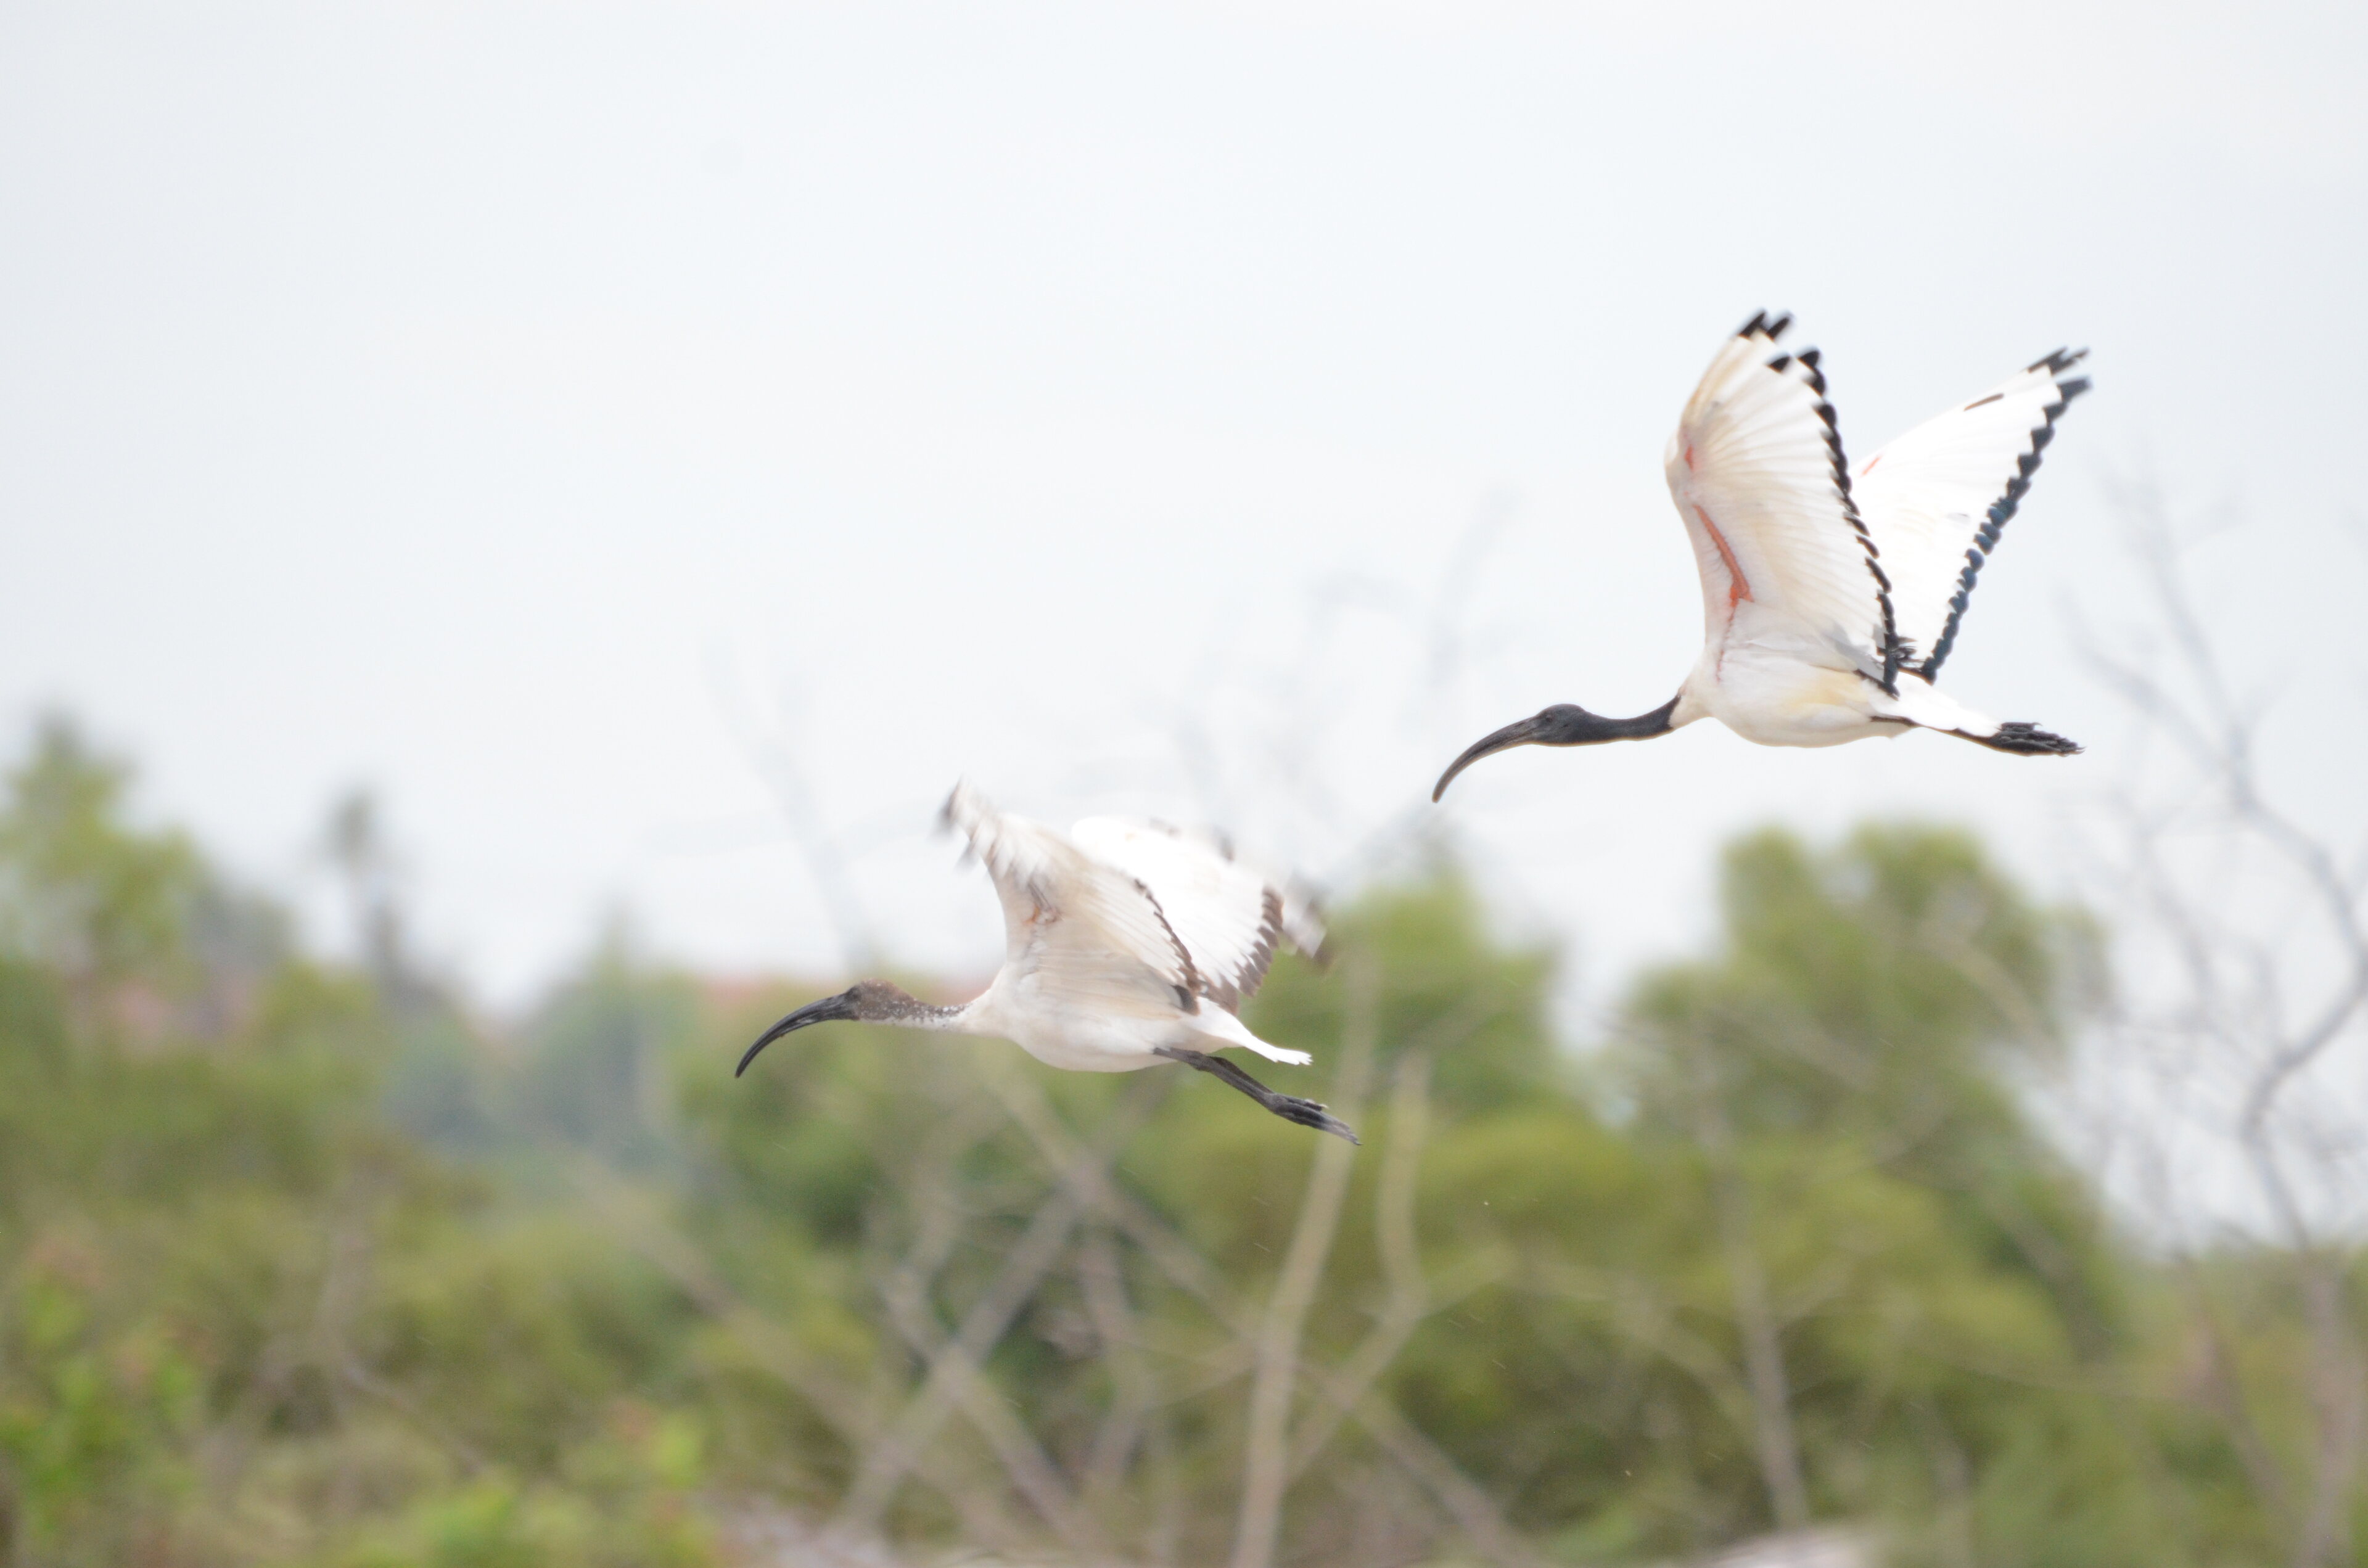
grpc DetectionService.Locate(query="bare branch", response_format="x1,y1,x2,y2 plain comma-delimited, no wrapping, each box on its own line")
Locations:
987,1048,1544,1565
705,651,882,975
565,1155,1028,1550
2084,485,2368,1568
1230,950,1381,1568
1285,1048,1437,1481
836,1073,1166,1546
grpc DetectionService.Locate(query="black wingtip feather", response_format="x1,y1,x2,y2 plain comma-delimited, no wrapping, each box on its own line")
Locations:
1916,350,2094,680
2029,347,2091,376
1786,347,1904,690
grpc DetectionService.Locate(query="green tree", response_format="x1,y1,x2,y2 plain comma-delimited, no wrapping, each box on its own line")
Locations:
1603,826,2208,1566
0,718,203,1003
0,717,2311,1567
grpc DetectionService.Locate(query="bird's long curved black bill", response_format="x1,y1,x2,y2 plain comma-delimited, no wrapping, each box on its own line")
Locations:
736,989,860,1077
1431,713,1556,802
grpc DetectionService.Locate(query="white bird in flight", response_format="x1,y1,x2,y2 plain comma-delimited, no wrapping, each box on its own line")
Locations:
1434,312,2089,800
736,783,1354,1143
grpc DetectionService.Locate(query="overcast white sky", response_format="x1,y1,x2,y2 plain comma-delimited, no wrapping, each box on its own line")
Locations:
3,0,2364,1016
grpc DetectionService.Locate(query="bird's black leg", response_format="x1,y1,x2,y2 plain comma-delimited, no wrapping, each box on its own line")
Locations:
1154,1048,1360,1145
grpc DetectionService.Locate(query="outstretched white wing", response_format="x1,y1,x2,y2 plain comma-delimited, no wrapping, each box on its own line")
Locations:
942,783,1199,1020
1068,818,1322,1015
1664,312,1899,686
1851,350,2090,679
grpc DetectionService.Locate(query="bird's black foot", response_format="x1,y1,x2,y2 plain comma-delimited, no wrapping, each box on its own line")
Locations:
1154,1047,1360,1145
1970,721,2082,756
1260,1092,1362,1144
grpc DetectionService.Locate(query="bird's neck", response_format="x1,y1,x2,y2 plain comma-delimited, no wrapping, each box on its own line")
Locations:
1601,696,1684,740
912,1000,976,1033
1669,685,1712,731
1555,695,1684,743
859,982,976,1033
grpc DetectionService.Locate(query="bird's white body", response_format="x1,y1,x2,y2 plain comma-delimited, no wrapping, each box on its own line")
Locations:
1673,646,1894,748
1672,622,1999,749
1663,314,2088,750
738,786,1350,1139
931,785,1316,1073
1433,314,2086,801
959,972,1279,1074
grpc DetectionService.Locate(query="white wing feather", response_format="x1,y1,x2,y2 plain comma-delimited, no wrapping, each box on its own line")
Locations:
942,783,1198,1020
1851,350,2090,679
1069,818,1318,1015
1664,313,1898,685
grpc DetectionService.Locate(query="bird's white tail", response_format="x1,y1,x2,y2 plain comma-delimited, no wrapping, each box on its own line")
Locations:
1880,675,2080,754
1190,1005,1312,1065
1878,675,2001,738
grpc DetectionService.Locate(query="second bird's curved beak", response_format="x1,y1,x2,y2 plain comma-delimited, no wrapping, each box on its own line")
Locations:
1431,713,1556,802
735,988,861,1077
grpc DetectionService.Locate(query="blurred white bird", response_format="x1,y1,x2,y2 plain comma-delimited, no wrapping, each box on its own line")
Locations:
736,782,1352,1143
1434,312,2089,800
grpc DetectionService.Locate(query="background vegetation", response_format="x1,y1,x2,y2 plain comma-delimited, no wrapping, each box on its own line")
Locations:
0,713,2359,1567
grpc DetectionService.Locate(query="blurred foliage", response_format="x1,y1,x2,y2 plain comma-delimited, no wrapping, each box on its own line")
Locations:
0,716,2350,1566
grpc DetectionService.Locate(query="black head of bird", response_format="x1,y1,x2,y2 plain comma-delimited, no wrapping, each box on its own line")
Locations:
734,979,948,1077
1431,697,1681,802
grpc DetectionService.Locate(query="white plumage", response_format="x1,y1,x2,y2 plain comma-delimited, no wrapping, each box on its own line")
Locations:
1851,350,2090,680
1435,312,2087,798
736,783,1352,1142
